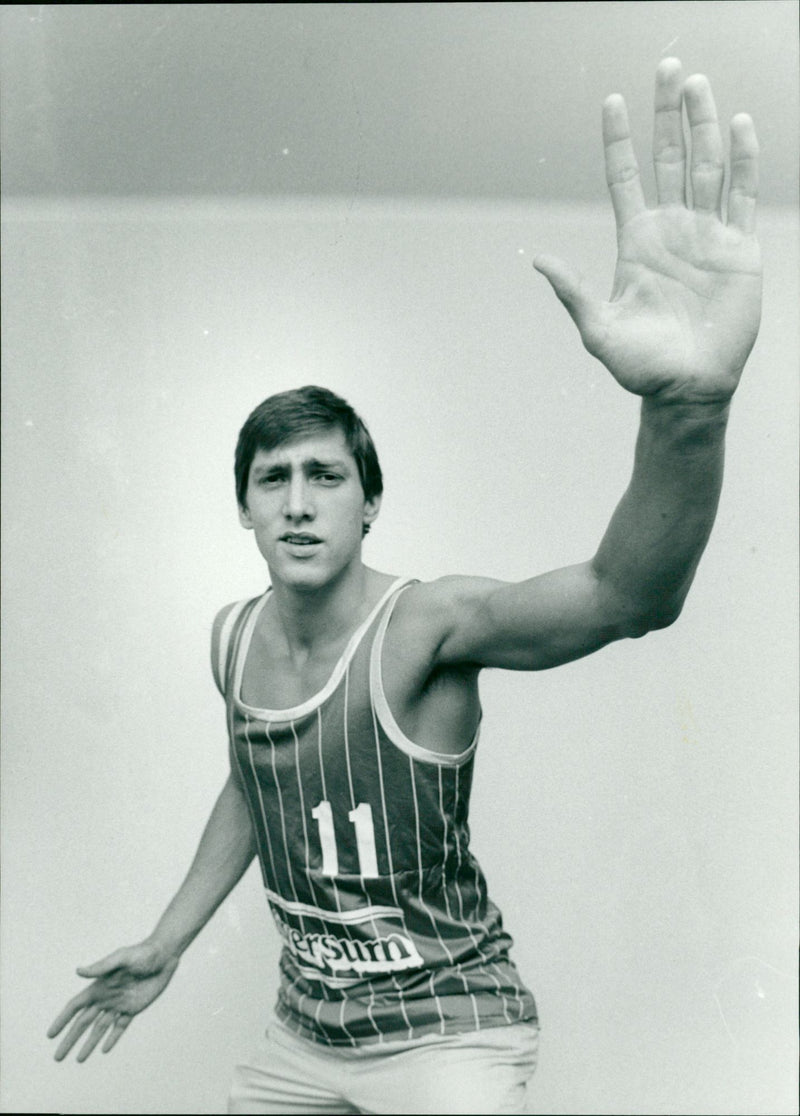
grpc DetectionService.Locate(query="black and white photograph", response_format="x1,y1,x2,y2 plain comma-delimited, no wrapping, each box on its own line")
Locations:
1,4,797,1114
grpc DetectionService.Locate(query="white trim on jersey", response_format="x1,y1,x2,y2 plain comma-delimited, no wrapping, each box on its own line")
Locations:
370,585,480,766
263,888,403,925
213,598,251,696
232,576,414,722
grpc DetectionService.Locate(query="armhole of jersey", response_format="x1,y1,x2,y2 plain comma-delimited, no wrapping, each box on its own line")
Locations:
369,583,480,767
211,600,251,697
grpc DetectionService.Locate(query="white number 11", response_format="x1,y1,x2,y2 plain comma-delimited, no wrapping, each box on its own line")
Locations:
311,800,379,878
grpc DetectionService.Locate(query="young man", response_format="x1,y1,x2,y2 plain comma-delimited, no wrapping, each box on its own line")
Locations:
48,60,761,1115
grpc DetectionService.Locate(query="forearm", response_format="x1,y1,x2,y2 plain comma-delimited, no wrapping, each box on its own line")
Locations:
592,397,730,631
146,772,257,961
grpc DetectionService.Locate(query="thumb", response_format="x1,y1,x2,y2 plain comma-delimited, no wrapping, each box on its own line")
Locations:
77,946,137,979
533,253,601,338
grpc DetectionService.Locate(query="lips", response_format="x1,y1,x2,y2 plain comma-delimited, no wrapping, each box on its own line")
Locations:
280,533,322,546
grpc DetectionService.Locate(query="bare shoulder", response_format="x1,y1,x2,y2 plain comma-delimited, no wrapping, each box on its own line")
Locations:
391,575,500,660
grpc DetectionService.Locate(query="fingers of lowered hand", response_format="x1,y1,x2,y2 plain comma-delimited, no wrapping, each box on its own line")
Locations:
52,1004,103,1062
101,1013,132,1054
727,113,759,234
47,985,94,1039
683,74,724,214
76,1010,117,1063
603,93,646,228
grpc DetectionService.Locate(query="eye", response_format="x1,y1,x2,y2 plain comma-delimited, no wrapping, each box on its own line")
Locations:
313,472,343,485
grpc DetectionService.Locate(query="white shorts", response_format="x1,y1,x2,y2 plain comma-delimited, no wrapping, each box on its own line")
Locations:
228,1019,540,1115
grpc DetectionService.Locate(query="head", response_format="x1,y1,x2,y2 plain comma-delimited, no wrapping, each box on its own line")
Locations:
234,386,383,590
235,385,383,519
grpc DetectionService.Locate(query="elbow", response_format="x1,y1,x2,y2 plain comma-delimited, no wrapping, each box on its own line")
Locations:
593,566,692,641
623,595,685,638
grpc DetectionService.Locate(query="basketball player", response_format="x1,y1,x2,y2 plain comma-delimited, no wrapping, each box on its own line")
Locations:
48,60,761,1115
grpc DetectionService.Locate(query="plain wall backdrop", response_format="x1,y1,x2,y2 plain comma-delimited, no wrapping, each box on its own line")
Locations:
3,197,797,1116
1,4,798,1116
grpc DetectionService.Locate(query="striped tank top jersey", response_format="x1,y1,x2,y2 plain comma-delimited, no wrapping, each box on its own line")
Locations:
212,576,537,1046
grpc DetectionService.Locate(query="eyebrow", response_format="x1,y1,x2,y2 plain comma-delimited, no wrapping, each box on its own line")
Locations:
251,458,350,476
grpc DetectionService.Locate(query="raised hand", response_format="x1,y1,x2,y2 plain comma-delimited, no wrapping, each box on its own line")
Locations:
47,940,179,1062
535,59,762,404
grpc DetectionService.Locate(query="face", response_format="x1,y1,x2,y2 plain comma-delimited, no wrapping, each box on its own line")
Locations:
238,429,381,592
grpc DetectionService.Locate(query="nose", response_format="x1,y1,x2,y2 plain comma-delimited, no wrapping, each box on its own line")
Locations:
283,474,314,521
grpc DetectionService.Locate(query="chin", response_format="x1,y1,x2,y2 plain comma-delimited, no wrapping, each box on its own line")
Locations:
272,559,335,593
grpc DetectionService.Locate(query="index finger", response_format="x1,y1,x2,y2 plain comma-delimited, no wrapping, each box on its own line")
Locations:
603,93,647,229
47,987,94,1038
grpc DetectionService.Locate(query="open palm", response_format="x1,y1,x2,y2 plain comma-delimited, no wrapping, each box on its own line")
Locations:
47,940,179,1062
536,60,762,404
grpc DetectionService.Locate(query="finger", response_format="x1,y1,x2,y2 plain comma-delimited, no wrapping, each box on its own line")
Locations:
533,254,602,342
653,57,685,205
726,113,759,234
53,1005,102,1062
48,987,94,1037
684,73,724,214
603,93,647,229
101,1014,132,1054
76,1010,115,1063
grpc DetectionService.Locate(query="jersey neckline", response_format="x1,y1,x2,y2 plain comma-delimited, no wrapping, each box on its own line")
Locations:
233,575,413,722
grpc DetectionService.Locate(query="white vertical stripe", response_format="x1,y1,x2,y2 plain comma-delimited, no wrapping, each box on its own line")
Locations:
408,764,449,1034
244,718,278,886
314,707,356,1021
291,720,321,908
451,764,468,925
225,614,276,889
369,690,414,1040
265,721,301,907
467,843,513,1022
448,764,512,1025
410,756,466,1031
438,767,454,923
316,708,345,916
337,663,378,1041
343,664,356,814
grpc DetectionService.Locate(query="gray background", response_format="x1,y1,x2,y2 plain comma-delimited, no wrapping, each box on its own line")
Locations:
2,1,798,204
2,4,798,1115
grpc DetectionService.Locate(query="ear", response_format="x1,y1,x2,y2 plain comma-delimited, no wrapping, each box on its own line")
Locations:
238,504,254,530
363,494,381,532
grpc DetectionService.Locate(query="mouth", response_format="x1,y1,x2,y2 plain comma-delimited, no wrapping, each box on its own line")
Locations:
280,533,322,547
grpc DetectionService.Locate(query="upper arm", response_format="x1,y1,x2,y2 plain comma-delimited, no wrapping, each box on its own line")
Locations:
409,564,647,673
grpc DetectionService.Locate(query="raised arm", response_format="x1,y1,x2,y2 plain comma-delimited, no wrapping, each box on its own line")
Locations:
47,771,256,1062
412,60,761,672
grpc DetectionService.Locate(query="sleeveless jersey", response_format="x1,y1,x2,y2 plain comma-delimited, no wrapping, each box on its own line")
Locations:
212,576,537,1046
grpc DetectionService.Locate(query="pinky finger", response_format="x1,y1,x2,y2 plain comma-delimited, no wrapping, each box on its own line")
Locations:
727,113,759,233
101,1014,131,1054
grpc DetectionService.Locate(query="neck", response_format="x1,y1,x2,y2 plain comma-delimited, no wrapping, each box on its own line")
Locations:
268,561,375,655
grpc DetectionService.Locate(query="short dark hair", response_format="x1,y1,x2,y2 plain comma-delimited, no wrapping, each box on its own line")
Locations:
234,385,383,510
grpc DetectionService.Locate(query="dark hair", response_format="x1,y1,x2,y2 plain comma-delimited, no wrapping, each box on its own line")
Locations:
234,385,383,510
